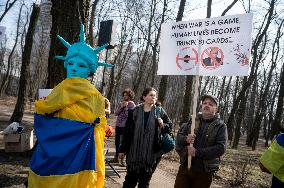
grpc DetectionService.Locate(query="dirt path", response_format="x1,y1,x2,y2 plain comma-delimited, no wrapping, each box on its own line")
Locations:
104,137,177,188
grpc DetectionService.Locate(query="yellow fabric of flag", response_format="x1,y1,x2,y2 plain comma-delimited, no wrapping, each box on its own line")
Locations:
29,78,106,188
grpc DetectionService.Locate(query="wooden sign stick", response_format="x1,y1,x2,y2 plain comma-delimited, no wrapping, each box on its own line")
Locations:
188,75,200,169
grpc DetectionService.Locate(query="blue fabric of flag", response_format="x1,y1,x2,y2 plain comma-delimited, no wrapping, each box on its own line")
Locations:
30,113,96,176
276,133,284,147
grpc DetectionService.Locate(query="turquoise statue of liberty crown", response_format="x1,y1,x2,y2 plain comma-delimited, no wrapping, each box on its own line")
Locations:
55,24,113,76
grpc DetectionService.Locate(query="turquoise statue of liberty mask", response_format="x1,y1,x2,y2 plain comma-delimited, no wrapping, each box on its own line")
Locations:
55,24,113,78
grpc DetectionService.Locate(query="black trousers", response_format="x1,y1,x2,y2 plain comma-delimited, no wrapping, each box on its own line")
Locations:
272,176,284,188
122,168,153,188
122,157,161,188
174,165,213,188
115,126,125,157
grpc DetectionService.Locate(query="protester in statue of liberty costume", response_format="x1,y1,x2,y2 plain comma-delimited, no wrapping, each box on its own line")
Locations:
28,24,112,188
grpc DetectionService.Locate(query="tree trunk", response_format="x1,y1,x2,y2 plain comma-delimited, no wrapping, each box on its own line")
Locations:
200,77,210,96
78,0,90,36
150,0,167,87
0,3,23,95
250,18,282,150
218,77,226,101
88,0,100,46
271,19,284,138
10,4,40,122
220,76,232,120
246,78,257,145
158,0,187,105
47,0,90,88
180,76,193,123
221,0,238,16
133,0,156,95
271,63,284,137
228,76,240,142
268,83,279,142
226,0,275,141
232,90,247,149
206,0,212,18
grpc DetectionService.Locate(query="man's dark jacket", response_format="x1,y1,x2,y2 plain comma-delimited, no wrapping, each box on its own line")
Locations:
175,115,228,173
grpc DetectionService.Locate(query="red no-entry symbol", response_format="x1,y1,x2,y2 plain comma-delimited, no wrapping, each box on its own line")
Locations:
201,47,224,70
176,47,198,71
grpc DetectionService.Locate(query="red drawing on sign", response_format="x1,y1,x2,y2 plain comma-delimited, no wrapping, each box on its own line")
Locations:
201,47,224,70
232,44,249,66
176,47,198,71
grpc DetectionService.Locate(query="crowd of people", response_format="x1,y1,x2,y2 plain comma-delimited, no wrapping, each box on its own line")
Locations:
106,89,283,188
104,89,229,188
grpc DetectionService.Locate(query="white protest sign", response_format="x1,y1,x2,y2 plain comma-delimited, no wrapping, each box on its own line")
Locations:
158,13,253,76
38,89,52,100
0,26,6,41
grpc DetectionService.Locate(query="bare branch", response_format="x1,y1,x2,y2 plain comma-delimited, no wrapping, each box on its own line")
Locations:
221,0,238,16
0,0,18,23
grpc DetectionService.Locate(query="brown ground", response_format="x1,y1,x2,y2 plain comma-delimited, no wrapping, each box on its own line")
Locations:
0,96,272,187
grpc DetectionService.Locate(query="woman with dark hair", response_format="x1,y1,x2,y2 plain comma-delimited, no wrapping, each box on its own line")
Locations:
113,89,135,165
119,87,172,188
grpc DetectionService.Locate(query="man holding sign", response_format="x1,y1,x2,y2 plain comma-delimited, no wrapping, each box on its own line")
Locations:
174,94,228,188
158,13,251,188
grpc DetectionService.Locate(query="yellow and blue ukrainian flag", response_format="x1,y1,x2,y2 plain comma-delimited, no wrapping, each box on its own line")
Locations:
260,133,284,182
28,78,106,188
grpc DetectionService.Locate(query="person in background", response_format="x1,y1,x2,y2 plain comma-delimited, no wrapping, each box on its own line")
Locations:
104,97,114,137
259,127,284,188
174,94,228,188
112,89,135,165
119,87,172,188
105,97,111,118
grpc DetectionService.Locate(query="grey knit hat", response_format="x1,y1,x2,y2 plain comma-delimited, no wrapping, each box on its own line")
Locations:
201,94,219,107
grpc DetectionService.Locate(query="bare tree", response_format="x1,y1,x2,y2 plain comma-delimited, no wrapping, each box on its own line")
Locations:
248,19,284,150
226,0,276,142
158,0,186,105
88,0,100,46
28,1,52,99
271,56,284,138
221,0,238,16
0,0,18,23
132,0,157,95
0,2,23,95
206,0,212,18
150,0,167,87
107,20,135,103
47,0,91,88
0,37,7,74
10,3,40,122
